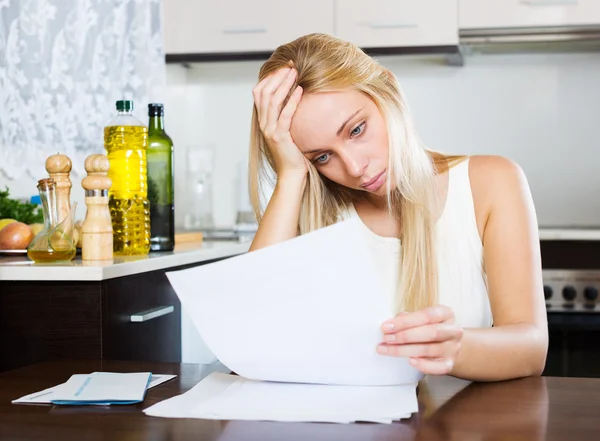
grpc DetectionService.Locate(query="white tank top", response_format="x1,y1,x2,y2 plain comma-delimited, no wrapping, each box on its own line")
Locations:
341,158,493,329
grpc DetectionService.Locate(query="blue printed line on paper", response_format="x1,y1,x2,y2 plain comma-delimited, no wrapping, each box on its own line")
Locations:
74,377,92,397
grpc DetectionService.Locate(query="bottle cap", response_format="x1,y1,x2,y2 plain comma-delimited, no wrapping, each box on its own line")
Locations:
148,103,164,116
45,153,72,174
37,178,56,191
116,100,133,111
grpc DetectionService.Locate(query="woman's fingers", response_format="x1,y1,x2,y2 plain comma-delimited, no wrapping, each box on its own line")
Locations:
251,65,308,175
377,340,459,358
382,323,463,345
252,77,268,118
381,306,455,334
278,86,303,133
257,67,292,130
252,69,283,127
266,68,297,135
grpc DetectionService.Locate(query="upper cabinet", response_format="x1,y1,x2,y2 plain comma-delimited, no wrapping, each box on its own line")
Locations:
163,0,600,60
460,0,600,29
335,0,459,47
164,0,334,55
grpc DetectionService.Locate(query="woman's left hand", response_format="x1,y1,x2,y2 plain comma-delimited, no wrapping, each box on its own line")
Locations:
378,305,464,375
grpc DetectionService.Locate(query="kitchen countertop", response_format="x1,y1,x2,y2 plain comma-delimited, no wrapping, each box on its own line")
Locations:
0,240,250,282
1,227,595,282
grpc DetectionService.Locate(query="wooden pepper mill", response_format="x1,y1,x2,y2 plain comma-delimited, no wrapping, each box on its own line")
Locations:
81,154,113,261
45,153,72,224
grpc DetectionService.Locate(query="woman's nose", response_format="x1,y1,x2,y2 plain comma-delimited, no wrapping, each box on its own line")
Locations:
342,153,368,178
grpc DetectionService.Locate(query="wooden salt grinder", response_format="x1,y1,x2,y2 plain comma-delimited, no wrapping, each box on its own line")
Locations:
81,154,113,261
45,153,72,223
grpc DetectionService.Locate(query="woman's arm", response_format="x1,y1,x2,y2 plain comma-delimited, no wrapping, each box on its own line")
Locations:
378,156,548,381
249,173,306,251
248,67,307,252
450,155,548,380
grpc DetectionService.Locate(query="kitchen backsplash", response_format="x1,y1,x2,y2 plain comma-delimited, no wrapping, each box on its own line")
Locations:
2,51,599,228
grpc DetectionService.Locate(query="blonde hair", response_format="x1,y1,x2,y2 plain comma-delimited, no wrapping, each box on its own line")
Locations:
249,33,465,313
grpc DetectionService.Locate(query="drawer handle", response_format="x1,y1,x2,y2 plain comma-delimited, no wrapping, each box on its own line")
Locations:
521,0,578,5
130,306,174,323
368,22,418,30
222,27,267,34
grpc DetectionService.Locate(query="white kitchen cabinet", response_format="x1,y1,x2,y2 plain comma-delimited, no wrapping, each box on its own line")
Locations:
460,0,600,29
164,0,334,54
335,0,459,48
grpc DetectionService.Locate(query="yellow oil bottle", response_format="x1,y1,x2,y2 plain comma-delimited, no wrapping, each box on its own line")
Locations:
103,100,150,256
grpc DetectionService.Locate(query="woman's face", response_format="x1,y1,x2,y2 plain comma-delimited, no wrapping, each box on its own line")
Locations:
290,90,391,197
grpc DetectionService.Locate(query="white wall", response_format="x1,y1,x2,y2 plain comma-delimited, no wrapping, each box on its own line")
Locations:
164,61,261,229
2,52,600,228
383,53,600,228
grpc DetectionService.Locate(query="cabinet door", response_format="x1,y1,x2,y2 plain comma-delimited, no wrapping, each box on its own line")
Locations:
164,0,334,54
103,270,181,363
0,281,102,372
335,0,458,48
460,0,600,29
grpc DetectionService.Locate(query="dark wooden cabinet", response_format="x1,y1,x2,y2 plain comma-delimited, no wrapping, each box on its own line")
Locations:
103,269,182,363
0,257,226,372
0,281,102,371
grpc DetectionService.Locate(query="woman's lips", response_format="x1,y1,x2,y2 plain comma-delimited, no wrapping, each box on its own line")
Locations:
361,170,386,192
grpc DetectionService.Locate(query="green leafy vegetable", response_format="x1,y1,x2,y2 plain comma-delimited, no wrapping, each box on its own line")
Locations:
0,187,44,224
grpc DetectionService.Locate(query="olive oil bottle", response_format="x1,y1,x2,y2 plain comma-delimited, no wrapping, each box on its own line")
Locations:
103,100,150,256
147,103,175,251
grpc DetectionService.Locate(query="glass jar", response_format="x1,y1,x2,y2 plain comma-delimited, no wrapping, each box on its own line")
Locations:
183,144,215,230
27,178,77,262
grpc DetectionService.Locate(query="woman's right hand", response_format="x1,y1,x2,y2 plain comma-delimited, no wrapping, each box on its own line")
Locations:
252,67,307,179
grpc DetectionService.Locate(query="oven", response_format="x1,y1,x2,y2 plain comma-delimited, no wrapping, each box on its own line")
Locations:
541,238,600,378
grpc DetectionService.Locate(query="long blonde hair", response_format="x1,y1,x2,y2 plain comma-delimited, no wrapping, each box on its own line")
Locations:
249,33,464,313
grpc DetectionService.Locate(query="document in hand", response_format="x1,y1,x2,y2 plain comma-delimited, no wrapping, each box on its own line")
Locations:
154,219,422,423
166,218,422,387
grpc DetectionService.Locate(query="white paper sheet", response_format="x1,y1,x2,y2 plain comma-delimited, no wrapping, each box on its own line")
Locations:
143,372,417,424
49,372,152,404
12,373,177,405
166,219,422,387
144,372,236,418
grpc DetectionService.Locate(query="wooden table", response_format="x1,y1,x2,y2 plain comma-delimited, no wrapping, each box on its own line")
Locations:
1,359,599,440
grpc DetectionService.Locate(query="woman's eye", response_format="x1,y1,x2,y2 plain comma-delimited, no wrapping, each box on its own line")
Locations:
315,153,330,164
350,122,365,137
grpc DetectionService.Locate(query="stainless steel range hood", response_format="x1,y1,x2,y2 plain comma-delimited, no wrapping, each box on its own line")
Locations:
458,24,600,57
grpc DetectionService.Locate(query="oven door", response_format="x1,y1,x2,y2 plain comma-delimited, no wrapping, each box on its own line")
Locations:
542,240,600,378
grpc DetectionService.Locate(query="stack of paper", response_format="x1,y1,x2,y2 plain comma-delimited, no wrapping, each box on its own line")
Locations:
13,372,176,406
144,372,418,424
149,219,422,423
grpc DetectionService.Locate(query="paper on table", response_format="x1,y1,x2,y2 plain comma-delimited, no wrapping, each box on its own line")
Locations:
147,374,177,389
50,371,152,405
12,373,177,405
143,372,245,419
143,372,418,424
166,219,422,387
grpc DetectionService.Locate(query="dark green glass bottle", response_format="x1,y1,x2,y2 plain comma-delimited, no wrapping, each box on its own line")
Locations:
147,103,174,252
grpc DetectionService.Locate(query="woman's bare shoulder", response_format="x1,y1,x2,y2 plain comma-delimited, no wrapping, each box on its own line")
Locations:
468,155,527,186
466,155,533,237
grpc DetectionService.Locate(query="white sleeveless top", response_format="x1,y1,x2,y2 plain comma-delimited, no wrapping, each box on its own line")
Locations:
341,158,493,329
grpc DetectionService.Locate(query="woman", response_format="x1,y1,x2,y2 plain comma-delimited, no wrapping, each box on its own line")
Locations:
247,33,548,382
